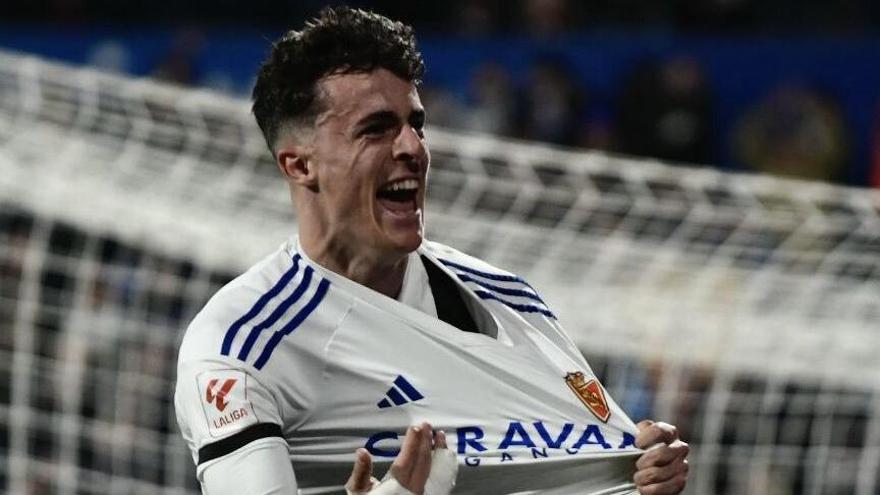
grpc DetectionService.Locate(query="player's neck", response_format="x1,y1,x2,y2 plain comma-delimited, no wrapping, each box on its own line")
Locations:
299,236,408,299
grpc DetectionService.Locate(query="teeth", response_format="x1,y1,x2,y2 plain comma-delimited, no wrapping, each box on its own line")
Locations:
382,179,418,192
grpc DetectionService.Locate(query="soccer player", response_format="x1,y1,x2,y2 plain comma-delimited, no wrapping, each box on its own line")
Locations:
174,7,689,494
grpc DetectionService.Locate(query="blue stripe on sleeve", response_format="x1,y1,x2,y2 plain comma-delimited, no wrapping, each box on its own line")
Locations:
237,264,313,362
221,254,301,356
474,289,556,319
438,257,544,297
453,273,546,305
438,258,527,284
394,375,424,401
252,278,330,370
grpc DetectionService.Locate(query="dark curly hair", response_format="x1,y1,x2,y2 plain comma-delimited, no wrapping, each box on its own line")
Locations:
252,6,425,156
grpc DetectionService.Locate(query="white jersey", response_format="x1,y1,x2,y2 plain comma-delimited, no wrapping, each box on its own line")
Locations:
175,237,641,494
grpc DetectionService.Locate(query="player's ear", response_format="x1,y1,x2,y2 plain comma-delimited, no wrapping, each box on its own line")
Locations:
276,145,317,188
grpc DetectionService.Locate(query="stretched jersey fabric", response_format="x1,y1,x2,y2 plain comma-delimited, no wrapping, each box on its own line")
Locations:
175,237,641,494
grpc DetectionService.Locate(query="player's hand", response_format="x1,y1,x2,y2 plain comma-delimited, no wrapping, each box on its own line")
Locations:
388,423,435,494
345,422,456,495
633,420,689,495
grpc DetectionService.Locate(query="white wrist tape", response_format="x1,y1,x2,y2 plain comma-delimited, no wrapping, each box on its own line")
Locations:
424,448,458,495
345,476,382,495
365,477,417,495
348,449,459,495
344,472,420,495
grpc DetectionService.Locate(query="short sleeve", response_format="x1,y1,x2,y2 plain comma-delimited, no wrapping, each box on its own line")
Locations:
175,356,284,465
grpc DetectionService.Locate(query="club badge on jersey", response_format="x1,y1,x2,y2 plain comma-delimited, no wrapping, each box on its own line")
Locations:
197,369,258,437
564,372,611,423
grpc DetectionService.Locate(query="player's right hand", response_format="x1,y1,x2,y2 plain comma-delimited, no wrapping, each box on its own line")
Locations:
391,423,436,493
345,422,456,495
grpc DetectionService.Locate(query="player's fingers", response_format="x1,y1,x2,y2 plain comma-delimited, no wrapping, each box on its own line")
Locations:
635,421,679,449
391,423,433,494
636,419,654,430
634,457,689,486
433,429,448,450
635,440,689,471
344,448,374,493
392,425,422,474
408,423,433,490
636,469,689,495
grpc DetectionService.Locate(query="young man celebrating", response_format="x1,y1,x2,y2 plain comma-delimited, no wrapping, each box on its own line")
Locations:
175,7,689,494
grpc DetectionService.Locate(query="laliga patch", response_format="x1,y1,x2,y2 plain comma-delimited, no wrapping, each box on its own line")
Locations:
197,369,257,437
564,371,611,423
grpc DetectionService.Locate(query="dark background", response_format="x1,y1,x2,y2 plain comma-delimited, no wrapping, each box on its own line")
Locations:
2,0,879,187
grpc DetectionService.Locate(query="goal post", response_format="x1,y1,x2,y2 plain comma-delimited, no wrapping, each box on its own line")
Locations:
1,48,878,494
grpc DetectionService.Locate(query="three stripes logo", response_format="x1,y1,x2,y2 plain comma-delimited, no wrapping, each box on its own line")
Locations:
377,375,425,409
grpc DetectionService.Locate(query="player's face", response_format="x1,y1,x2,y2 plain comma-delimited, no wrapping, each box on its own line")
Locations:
308,69,429,259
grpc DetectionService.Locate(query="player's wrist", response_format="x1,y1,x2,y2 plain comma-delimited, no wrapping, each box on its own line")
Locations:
347,476,416,495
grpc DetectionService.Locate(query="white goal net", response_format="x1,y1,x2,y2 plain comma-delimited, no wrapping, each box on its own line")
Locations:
1,48,878,494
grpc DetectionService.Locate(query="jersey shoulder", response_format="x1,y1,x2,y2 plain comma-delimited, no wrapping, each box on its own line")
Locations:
175,244,349,454
178,244,349,368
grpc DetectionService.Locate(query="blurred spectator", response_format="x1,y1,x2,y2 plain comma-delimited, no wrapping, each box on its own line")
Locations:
520,0,578,36
152,28,205,87
0,209,33,469
86,40,132,74
1,0,878,33
518,0,587,38
733,85,849,181
577,104,614,152
461,62,517,136
455,0,507,36
871,103,880,188
516,55,585,146
420,85,468,130
614,56,713,164
0,210,32,350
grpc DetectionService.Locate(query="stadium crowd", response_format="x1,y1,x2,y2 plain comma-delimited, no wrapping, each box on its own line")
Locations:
2,0,880,186
4,0,880,33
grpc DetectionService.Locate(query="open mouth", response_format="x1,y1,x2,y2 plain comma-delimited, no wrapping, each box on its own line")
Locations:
376,179,419,213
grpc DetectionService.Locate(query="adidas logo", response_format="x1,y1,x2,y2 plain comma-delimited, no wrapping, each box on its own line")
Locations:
377,375,424,409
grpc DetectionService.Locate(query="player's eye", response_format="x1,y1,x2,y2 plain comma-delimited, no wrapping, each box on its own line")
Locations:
358,115,398,138
410,122,425,139
409,112,426,138
361,123,391,136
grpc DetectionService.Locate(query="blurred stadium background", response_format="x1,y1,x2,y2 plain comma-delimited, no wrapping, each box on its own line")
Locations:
1,1,879,494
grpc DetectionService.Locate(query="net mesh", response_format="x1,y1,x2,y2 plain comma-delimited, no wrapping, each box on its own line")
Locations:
1,49,878,494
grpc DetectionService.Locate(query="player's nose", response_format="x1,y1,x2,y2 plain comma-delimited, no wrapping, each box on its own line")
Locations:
392,125,427,172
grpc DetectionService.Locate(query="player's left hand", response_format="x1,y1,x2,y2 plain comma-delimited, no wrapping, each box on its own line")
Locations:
633,420,689,494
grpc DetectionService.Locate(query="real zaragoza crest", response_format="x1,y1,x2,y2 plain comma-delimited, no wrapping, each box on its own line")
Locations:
564,371,611,423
